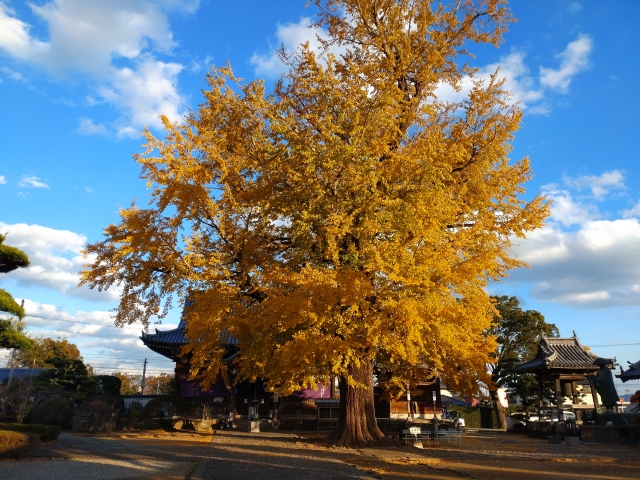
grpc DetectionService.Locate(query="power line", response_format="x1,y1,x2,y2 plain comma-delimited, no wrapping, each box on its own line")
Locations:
24,313,178,330
21,325,142,339
590,343,640,347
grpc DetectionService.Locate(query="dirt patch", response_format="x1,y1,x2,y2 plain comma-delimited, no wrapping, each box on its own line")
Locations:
1,430,213,479
201,430,640,480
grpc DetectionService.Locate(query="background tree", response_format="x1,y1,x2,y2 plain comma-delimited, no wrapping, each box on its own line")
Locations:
0,319,32,351
112,372,142,395
487,295,558,429
36,357,95,402
82,0,549,446
95,375,122,396
0,233,33,350
144,373,174,395
11,337,82,368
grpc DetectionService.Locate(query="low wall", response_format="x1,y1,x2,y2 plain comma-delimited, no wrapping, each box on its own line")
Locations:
526,421,570,439
581,425,639,444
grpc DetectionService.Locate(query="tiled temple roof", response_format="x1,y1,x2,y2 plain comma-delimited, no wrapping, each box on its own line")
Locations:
140,318,187,359
515,333,613,374
140,302,238,360
140,319,188,347
617,359,640,382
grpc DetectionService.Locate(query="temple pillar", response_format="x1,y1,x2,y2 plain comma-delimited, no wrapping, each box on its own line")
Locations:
537,375,544,416
555,377,562,418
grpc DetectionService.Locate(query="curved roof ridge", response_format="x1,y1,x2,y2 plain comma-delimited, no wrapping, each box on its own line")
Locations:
515,333,608,374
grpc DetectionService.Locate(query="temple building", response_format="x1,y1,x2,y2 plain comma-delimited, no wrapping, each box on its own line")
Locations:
514,333,617,422
617,359,640,384
140,310,445,428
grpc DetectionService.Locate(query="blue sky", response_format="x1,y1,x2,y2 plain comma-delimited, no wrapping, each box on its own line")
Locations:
0,1,639,393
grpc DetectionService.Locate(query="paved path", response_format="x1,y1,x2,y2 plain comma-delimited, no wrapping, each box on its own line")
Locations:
1,432,212,480
3,429,639,479
201,430,640,480
201,431,378,480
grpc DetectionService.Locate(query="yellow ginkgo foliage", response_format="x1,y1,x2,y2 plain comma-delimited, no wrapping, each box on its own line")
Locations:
81,0,549,446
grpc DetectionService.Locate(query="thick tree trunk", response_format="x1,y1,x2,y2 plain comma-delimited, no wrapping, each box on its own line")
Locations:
326,361,386,447
490,388,507,430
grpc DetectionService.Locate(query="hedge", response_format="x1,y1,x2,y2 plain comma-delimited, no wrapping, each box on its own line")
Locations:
0,423,62,442
451,406,498,429
0,430,35,458
32,397,73,428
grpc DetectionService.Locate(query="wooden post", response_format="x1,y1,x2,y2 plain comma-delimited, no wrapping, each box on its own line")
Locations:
537,375,544,417
555,377,562,419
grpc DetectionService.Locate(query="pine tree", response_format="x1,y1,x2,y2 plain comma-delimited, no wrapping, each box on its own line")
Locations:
0,233,32,350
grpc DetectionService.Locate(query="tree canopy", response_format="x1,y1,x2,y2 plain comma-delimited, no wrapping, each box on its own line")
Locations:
82,0,549,445
0,233,32,350
0,319,33,351
487,295,558,427
11,337,82,368
36,357,95,401
0,233,30,319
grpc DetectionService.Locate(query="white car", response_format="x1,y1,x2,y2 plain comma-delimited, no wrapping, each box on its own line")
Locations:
539,409,576,422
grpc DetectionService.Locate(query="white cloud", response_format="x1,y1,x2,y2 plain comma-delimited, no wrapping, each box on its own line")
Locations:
505,168,640,309
0,175,5,184
622,200,640,219
542,186,598,226
251,16,342,78
18,175,49,188
102,56,184,137
77,117,108,136
567,2,583,14
0,3,48,60
511,218,640,308
0,0,190,135
0,66,24,81
0,222,120,302
540,35,592,92
22,0,174,75
189,54,212,73
435,35,592,113
563,170,625,199
438,51,545,110
17,299,176,374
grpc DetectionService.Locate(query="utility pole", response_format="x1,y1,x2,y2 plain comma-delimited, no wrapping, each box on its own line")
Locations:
6,301,23,389
6,348,16,388
141,358,148,395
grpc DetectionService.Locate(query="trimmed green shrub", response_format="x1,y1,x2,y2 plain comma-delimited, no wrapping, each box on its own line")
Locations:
140,395,197,421
95,375,122,396
72,395,117,433
31,397,73,428
450,407,499,429
0,423,61,442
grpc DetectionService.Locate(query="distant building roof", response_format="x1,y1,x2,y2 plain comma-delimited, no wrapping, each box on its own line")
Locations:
441,394,468,406
515,333,613,374
0,368,44,382
140,314,238,361
140,319,188,360
617,359,640,383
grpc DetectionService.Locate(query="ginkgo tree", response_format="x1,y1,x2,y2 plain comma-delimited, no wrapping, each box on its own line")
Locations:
82,0,549,446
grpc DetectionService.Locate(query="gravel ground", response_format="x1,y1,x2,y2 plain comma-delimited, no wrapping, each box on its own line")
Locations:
2,429,638,479
202,430,640,480
202,431,379,480
1,431,212,480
